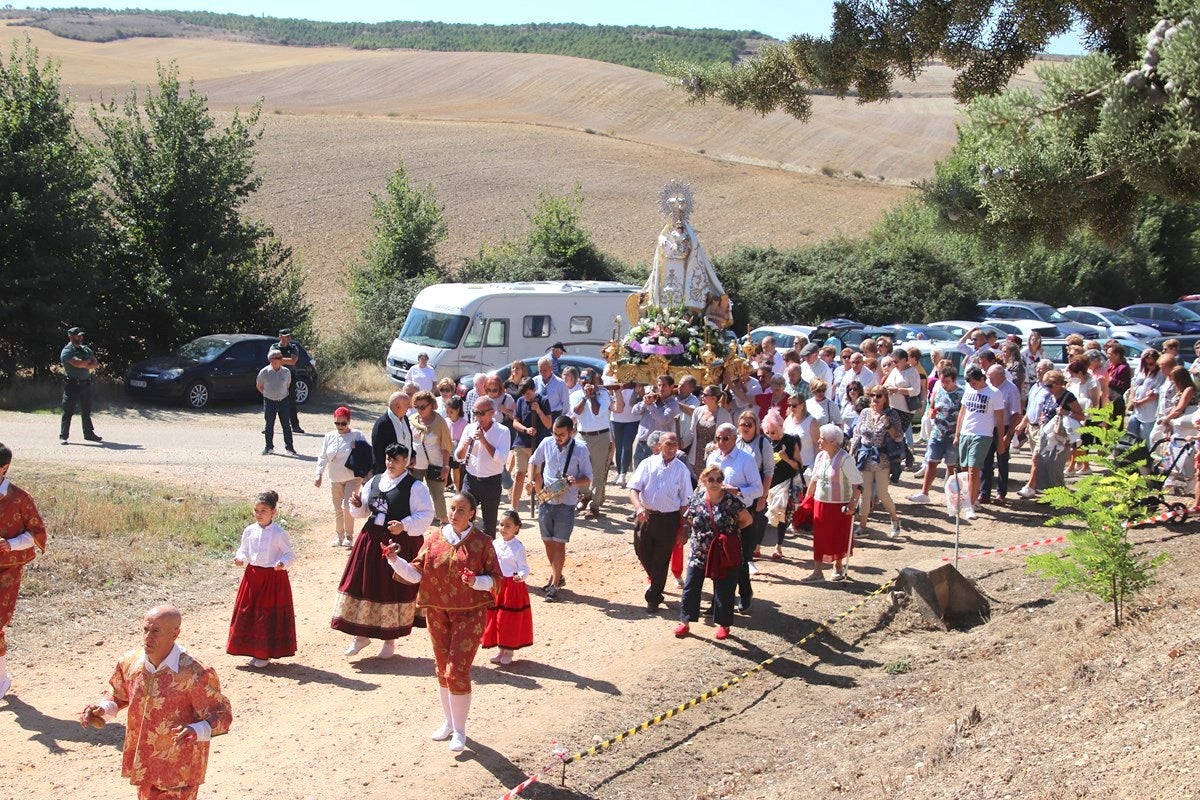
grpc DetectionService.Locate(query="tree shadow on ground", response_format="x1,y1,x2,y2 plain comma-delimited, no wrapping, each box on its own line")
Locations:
1,695,124,754
235,661,380,691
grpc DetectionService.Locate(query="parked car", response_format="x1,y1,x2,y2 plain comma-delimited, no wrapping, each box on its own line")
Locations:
1036,338,1147,371
880,324,956,343
1175,300,1200,317
1147,335,1200,369
125,334,318,410
810,319,895,349
1057,306,1160,341
982,319,1060,341
456,355,609,394
747,325,816,351
1119,303,1200,335
927,321,1008,340
904,340,966,383
976,299,1094,336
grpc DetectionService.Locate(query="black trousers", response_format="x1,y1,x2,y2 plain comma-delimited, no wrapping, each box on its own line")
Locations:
464,472,503,536
634,510,680,606
680,561,737,628
263,398,293,449
735,511,764,608
287,375,301,427
61,379,95,439
980,426,1010,499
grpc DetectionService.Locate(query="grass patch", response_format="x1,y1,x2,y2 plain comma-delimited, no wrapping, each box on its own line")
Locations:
851,169,864,179
322,359,396,405
12,464,254,601
884,659,911,675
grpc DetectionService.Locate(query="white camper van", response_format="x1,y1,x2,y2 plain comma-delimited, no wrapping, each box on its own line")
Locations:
385,281,640,385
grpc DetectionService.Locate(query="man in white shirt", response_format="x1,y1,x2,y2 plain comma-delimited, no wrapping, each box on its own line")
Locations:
407,352,437,393
759,336,786,374
706,423,764,613
980,363,1024,505
455,397,511,536
954,367,1006,518
571,368,612,518
628,432,692,612
957,327,994,366
535,355,570,417
883,348,922,469
836,352,878,399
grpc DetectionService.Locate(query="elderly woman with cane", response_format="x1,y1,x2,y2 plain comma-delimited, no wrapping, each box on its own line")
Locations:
795,424,863,582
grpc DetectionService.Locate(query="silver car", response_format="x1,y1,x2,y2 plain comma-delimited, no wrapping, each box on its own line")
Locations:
1058,306,1160,341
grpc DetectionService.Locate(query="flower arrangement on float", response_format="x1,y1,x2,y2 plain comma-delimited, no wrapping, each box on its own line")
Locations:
620,305,704,365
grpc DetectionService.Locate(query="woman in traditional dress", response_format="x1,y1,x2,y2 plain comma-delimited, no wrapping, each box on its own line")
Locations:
797,424,863,582
674,464,749,641
332,442,434,659
385,491,503,752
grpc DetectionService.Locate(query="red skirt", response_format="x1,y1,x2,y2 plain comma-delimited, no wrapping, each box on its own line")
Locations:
481,576,533,650
812,499,854,564
227,565,297,659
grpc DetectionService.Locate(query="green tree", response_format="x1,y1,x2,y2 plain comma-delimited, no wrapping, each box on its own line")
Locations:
1027,408,1169,626
340,163,448,364
91,62,310,363
663,2,1200,246
0,39,110,380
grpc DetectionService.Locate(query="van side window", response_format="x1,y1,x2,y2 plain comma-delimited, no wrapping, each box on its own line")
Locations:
523,315,552,338
569,316,592,334
463,325,483,348
484,319,508,347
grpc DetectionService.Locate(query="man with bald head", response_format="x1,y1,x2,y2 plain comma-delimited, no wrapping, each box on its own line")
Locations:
81,605,233,800
371,391,414,475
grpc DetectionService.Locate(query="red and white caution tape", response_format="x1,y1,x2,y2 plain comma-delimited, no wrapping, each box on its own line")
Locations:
940,536,1065,561
496,743,567,800
1123,506,1191,529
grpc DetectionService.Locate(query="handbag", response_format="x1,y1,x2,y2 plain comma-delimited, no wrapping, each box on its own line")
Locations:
346,439,374,479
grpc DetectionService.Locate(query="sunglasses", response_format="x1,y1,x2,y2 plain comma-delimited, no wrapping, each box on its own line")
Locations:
439,387,453,393
703,476,723,484
334,420,349,427
787,402,800,408
415,404,431,412
714,434,733,440
738,422,754,428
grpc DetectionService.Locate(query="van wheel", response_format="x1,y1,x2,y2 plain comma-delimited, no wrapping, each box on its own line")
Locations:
294,377,312,405
185,380,212,409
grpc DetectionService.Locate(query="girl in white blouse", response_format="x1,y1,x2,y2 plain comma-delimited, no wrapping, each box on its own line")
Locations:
481,509,533,666
226,490,297,668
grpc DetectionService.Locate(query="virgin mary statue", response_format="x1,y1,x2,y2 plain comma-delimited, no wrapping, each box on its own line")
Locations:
642,181,733,329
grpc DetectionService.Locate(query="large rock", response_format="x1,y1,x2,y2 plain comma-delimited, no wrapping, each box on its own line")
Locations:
894,564,990,630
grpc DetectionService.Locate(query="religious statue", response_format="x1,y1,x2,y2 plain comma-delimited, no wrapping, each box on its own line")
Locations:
642,181,733,329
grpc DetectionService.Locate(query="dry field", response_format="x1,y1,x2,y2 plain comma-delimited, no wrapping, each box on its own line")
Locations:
0,19,1038,334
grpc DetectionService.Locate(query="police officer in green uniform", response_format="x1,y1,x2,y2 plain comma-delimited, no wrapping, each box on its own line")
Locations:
275,329,304,433
60,326,102,444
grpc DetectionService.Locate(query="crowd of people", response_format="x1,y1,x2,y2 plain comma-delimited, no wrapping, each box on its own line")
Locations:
2,320,1195,795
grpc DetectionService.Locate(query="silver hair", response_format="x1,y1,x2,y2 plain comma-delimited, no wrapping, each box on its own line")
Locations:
538,355,553,368
819,423,844,446
402,381,420,394
1036,358,1054,372
646,430,664,448
472,372,487,390
716,422,737,437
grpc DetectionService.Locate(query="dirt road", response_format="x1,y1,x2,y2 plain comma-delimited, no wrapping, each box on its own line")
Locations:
0,403,1134,799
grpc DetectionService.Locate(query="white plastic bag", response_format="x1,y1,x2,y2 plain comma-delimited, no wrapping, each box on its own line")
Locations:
944,473,973,518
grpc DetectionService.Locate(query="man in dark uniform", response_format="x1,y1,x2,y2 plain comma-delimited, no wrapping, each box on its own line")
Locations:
60,326,101,444
274,329,304,433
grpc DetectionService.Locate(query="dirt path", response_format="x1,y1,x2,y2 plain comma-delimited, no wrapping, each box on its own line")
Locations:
0,404,1172,799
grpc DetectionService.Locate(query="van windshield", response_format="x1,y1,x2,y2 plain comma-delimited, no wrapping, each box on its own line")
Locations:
399,309,470,349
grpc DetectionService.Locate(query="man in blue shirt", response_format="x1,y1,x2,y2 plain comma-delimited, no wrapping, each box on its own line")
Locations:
530,415,592,600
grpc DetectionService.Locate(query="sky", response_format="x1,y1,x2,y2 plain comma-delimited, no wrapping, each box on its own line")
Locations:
18,1,1088,55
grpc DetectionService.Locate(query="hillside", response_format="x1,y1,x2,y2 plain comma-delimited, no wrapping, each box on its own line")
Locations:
0,19,1032,334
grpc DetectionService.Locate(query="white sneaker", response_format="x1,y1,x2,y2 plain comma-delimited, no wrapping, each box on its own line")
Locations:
329,536,343,547
889,521,902,539
963,506,977,520
489,653,503,665
616,473,626,487
448,731,467,752
377,640,396,659
431,720,453,741
344,636,369,656
247,657,269,668
1017,485,1037,499
907,492,930,504
913,465,927,478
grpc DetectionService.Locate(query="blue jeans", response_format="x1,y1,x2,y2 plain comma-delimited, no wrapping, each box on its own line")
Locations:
680,560,737,628
263,398,293,449
611,420,639,474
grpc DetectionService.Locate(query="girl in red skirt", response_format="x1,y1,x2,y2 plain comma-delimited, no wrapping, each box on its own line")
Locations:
227,490,297,667
482,509,532,666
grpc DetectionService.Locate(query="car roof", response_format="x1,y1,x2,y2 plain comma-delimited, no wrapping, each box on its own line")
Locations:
978,299,1053,308
1059,305,1117,314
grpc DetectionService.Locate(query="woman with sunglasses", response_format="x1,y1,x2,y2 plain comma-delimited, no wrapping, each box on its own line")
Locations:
687,384,732,477
735,410,774,572
675,464,751,640
314,406,369,547
435,378,457,415
335,442,434,659
761,409,804,560
840,380,865,437
848,388,904,539
1127,348,1164,445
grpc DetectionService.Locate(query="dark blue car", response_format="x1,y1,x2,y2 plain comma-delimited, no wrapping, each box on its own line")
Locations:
1119,304,1200,335
125,334,318,409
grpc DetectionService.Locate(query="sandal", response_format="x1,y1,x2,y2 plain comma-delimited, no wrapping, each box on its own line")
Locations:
770,552,785,561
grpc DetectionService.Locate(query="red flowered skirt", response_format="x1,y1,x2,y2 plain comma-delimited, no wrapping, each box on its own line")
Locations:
227,565,297,659
812,499,854,564
481,577,534,651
